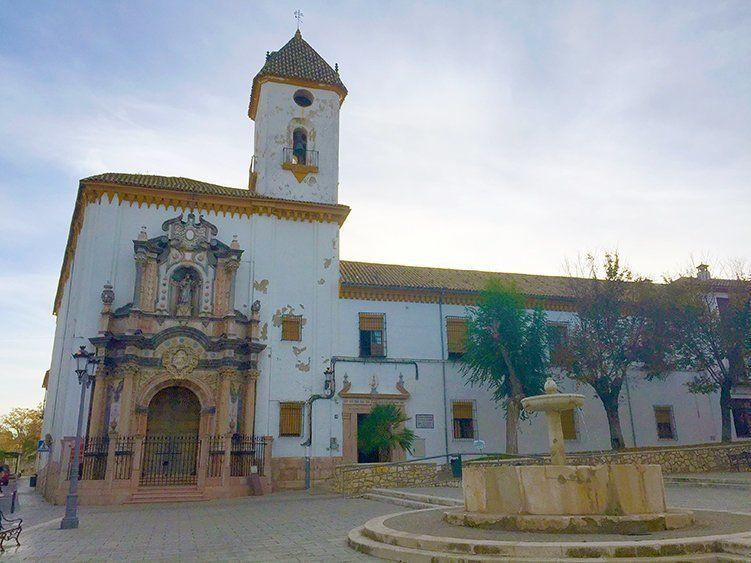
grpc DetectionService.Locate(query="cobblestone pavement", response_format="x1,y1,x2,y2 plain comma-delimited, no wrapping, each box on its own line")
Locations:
2,485,391,561
4,477,751,562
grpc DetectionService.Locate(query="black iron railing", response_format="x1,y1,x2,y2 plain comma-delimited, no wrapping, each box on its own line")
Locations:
230,434,267,477
79,436,109,480
206,435,225,478
140,434,200,486
113,435,135,480
283,147,319,167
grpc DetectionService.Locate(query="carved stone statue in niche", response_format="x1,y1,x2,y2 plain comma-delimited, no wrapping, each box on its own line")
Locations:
172,267,200,317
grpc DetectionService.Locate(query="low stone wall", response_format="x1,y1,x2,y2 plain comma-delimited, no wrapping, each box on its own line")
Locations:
332,461,440,494
271,456,343,491
472,442,751,474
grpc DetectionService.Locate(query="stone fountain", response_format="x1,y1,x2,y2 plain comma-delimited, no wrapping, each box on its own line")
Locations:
444,378,694,534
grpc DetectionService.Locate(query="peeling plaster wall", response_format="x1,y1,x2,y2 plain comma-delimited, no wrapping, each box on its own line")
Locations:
253,81,340,204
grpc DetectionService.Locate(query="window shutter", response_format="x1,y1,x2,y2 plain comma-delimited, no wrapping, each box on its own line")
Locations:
279,402,303,436
452,401,473,420
359,313,384,331
281,316,302,341
446,318,468,355
560,409,577,440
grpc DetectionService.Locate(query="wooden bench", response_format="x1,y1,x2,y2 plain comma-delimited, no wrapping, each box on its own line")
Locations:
727,451,751,470
0,510,22,552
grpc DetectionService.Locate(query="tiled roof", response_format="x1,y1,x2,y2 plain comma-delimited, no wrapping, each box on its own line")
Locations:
80,173,350,211
255,30,345,91
82,173,252,198
249,31,347,118
340,260,581,300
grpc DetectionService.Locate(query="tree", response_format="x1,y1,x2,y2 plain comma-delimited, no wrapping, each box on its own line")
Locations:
460,280,548,455
357,403,416,462
662,272,751,442
558,253,665,450
0,404,44,459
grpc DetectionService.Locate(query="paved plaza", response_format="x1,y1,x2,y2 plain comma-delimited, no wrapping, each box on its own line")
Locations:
1,477,750,561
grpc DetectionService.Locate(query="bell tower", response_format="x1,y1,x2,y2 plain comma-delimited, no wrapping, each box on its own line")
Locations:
248,31,347,205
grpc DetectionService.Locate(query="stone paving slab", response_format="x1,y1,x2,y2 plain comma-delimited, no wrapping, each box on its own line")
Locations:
1,489,392,561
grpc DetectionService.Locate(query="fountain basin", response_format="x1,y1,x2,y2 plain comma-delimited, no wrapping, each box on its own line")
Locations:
446,463,694,533
521,392,585,412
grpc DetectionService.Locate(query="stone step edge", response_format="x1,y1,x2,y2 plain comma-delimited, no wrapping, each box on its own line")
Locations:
665,478,751,489
361,493,436,510
370,488,463,506
359,508,751,559
348,525,725,562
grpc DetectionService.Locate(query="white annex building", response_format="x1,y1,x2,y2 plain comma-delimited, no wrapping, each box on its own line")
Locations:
39,31,751,503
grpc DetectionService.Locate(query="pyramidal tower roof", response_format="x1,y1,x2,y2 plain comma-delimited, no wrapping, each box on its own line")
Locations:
248,30,347,119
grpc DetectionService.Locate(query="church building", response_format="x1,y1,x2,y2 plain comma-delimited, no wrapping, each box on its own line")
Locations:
38,31,748,504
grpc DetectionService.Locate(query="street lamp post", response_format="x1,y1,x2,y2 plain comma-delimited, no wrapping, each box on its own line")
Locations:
60,345,99,530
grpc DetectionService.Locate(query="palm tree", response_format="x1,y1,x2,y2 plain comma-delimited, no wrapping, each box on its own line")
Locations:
357,404,416,462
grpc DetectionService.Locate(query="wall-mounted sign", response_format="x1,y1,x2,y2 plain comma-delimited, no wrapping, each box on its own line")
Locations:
415,414,434,429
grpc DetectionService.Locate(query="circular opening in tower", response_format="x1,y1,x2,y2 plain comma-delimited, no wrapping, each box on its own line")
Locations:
293,89,314,107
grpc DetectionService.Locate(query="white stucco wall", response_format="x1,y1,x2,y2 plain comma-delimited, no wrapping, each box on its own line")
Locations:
253,81,340,204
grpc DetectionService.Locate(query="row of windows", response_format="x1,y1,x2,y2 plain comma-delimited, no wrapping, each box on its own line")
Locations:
451,402,677,441
277,313,570,360
275,400,678,441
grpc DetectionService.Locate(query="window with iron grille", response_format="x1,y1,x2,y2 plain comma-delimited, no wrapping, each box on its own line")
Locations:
279,402,303,437
546,323,568,367
561,409,578,440
281,315,302,341
446,317,468,359
452,401,475,439
654,406,676,440
359,313,385,357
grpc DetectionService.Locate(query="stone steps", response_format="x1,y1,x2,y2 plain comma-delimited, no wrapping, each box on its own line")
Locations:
126,485,207,504
370,488,462,507
665,476,751,489
348,508,751,562
361,492,437,510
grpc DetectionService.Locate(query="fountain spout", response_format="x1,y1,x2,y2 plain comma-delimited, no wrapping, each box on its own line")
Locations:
521,378,585,465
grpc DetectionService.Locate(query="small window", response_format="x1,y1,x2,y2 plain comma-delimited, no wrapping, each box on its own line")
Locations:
359,313,385,357
293,89,313,107
279,402,303,436
446,317,468,359
546,323,568,367
561,409,577,440
452,401,475,439
281,315,302,341
654,406,676,440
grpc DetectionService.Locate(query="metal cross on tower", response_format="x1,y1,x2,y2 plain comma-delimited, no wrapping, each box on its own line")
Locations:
294,10,304,31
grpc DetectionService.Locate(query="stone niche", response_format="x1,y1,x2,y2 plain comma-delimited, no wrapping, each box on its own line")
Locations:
446,463,694,534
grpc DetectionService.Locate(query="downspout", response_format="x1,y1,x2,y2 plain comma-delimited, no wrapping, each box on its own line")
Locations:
439,289,450,462
301,364,335,490
623,371,638,448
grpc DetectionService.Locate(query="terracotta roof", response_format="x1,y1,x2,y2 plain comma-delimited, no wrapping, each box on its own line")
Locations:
80,173,350,211
82,173,252,197
249,31,347,119
340,260,580,300
256,30,345,90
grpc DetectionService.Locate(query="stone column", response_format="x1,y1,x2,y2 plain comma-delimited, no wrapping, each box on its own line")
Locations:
262,435,273,479
196,434,210,490
104,431,119,486
242,373,258,436
217,370,233,435
546,411,566,465
129,436,146,490
88,377,107,437
117,366,138,435
222,433,232,487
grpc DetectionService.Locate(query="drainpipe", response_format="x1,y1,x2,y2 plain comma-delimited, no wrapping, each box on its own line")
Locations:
439,289,450,463
623,371,638,448
301,365,335,490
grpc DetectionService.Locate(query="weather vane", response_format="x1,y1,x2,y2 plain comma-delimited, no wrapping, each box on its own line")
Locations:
294,10,304,31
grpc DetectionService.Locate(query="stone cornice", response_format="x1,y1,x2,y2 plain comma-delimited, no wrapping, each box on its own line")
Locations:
53,180,350,315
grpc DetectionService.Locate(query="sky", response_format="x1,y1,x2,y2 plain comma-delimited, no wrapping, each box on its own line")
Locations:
0,1,749,416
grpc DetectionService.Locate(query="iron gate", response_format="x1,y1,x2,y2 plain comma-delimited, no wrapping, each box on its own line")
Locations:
140,434,200,486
